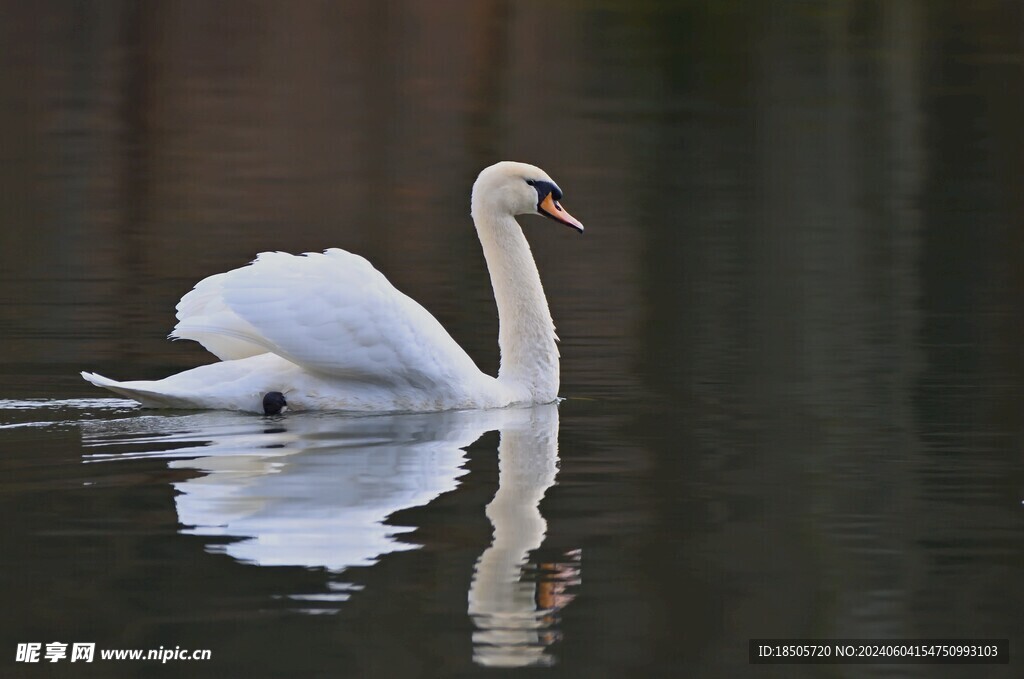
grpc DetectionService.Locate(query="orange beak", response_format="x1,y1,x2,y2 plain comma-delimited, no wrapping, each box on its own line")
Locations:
539,193,584,233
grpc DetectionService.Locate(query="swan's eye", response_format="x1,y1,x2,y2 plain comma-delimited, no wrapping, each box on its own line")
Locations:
525,179,536,186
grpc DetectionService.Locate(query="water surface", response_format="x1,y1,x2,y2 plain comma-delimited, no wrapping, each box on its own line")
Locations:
1,1,1022,676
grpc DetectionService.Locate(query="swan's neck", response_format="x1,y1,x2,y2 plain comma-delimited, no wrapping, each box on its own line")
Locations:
472,205,559,403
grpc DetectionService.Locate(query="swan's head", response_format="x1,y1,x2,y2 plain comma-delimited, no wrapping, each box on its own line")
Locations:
472,161,584,233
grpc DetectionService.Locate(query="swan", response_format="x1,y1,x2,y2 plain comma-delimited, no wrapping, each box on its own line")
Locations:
81,161,583,413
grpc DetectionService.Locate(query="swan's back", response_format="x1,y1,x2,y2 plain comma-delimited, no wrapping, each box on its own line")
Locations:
173,249,498,401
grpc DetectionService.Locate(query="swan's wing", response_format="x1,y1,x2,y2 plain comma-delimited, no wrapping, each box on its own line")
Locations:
171,271,269,360
172,249,487,390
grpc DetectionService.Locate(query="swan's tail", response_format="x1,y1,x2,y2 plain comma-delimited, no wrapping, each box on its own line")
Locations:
80,371,196,409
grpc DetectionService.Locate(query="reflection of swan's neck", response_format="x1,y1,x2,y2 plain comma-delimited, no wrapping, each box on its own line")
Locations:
471,203,559,403
468,406,561,668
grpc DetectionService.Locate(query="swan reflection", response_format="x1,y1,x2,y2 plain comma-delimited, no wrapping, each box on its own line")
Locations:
81,402,577,666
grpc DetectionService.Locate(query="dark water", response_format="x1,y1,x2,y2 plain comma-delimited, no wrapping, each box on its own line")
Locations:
1,1,1023,676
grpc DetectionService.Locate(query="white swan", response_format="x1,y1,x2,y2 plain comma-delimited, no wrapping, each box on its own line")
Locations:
81,161,583,413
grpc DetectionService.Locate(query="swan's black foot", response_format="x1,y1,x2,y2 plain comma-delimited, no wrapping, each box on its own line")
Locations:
263,391,287,415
